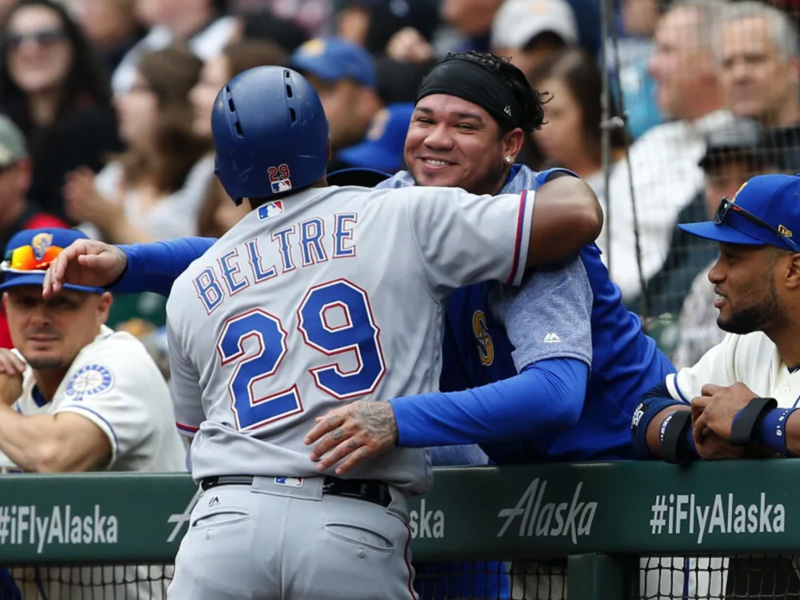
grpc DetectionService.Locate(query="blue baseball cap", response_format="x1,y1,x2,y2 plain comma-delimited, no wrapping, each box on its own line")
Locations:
337,103,414,173
290,36,376,88
0,228,105,293
679,174,800,252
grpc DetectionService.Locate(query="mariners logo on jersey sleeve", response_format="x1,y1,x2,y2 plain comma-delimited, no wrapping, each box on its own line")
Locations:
472,310,494,366
65,364,114,400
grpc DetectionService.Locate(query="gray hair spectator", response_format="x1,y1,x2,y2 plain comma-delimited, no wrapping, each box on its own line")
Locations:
717,1,799,127
716,1,800,173
599,0,734,307
491,0,579,76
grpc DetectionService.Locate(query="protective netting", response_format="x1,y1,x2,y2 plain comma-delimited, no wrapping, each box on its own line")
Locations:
3,555,799,599
636,554,800,599
413,558,568,600
600,0,800,363
0,565,172,600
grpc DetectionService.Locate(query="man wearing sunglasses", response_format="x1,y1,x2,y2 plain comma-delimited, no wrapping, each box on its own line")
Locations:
632,173,800,464
0,227,186,598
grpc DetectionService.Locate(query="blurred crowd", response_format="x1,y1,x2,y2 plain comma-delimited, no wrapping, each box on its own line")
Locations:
0,0,792,377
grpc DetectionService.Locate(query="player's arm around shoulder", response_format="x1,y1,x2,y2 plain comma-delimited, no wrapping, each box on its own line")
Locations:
402,176,601,293
526,175,603,266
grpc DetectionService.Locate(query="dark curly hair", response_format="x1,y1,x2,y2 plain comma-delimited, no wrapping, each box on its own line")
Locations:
434,51,547,135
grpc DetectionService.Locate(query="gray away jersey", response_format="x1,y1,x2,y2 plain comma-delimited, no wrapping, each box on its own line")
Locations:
167,185,534,493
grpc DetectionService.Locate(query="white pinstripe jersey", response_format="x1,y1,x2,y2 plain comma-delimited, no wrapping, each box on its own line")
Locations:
667,331,800,408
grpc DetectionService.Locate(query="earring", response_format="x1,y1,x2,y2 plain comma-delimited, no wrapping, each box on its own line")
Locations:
505,156,513,164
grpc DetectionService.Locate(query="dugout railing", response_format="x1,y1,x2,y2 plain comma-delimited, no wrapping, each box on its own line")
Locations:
0,460,798,599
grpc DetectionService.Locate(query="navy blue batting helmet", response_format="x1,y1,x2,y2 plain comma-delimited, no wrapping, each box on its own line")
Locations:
211,66,330,205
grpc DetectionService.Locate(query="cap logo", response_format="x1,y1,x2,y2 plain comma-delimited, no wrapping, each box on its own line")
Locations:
504,105,512,117
300,38,325,56
31,233,53,261
779,224,793,238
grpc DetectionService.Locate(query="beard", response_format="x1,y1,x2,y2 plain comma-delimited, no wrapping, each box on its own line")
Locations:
717,284,782,334
24,356,64,370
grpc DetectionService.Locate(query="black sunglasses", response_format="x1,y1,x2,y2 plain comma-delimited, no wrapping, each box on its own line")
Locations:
715,197,800,253
6,29,66,50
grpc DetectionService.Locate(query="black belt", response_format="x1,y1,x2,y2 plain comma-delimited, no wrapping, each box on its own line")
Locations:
200,475,392,508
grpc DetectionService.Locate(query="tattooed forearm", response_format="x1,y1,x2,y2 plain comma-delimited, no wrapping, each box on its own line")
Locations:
355,401,398,446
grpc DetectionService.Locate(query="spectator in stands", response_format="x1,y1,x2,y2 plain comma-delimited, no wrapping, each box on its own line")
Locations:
717,1,800,172
670,121,778,367
230,0,333,38
0,0,123,222
76,0,148,76
529,48,628,205
0,227,185,598
290,37,382,158
0,115,68,349
440,0,599,59
608,0,664,139
235,12,308,53
373,57,429,105
336,0,440,57
192,39,287,238
490,0,579,77
335,103,415,173
600,0,732,308
111,0,236,94
63,46,212,243
440,0,503,53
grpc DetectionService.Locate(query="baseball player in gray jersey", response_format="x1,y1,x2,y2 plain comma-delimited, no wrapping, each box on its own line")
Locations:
47,66,601,600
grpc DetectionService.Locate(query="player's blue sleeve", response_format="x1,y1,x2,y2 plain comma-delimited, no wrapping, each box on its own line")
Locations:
112,237,217,296
391,357,588,447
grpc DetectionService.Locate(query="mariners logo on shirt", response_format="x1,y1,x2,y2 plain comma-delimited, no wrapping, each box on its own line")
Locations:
472,310,494,367
66,364,114,400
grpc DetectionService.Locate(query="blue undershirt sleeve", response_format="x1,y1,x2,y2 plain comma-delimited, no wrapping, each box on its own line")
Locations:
112,237,217,296
391,357,588,447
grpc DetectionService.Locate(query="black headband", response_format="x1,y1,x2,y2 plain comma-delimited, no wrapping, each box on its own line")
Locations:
415,59,524,131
